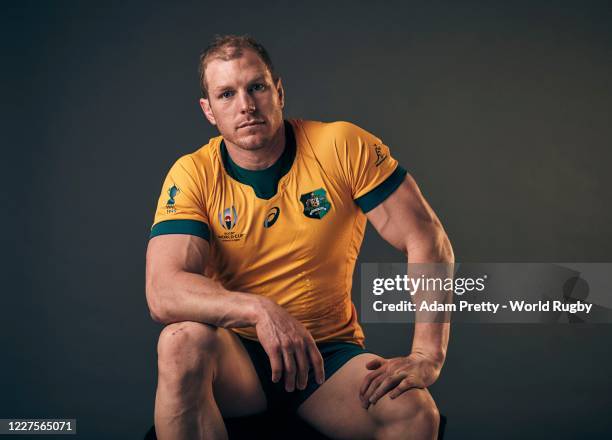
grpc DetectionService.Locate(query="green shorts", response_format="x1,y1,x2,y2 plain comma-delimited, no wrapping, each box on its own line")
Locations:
238,336,371,413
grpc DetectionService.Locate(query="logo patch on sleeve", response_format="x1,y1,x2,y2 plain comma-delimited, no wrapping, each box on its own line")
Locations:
166,184,180,213
373,143,388,167
300,188,331,219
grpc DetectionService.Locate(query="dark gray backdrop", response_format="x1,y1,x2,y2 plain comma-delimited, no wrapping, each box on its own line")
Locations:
3,1,612,438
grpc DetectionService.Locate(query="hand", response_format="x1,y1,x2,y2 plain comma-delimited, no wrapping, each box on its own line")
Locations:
359,352,442,409
254,298,325,392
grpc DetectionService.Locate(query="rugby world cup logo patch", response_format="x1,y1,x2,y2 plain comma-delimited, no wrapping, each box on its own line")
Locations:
218,206,238,230
165,184,180,213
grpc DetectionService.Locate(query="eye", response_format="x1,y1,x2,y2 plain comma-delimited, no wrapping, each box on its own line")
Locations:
250,83,266,92
220,90,234,99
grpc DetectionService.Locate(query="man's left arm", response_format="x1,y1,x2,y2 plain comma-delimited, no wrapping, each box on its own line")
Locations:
359,172,454,408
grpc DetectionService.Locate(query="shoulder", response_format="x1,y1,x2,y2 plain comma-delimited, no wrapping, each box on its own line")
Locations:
294,119,380,146
182,136,220,169
293,119,382,169
170,136,221,184
294,119,384,172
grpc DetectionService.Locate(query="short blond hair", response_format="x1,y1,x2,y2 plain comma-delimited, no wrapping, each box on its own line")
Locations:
198,34,278,98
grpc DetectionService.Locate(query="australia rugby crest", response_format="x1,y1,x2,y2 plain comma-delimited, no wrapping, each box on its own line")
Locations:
300,188,331,219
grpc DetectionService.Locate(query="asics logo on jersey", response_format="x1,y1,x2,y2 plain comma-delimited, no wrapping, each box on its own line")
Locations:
264,207,281,228
218,206,238,230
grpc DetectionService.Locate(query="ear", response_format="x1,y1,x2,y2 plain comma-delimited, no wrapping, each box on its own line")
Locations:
199,98,217,125
276,78,285,109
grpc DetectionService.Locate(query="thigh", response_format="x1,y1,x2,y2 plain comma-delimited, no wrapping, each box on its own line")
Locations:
297,353,378,439
297,353,437,440
210,327,267,417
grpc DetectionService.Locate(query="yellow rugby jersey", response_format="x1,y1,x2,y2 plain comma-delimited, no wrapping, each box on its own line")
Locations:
150,119,407,347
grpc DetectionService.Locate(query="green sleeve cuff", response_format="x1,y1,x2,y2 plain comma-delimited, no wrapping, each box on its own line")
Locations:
150,219,210,241
354,165,408,213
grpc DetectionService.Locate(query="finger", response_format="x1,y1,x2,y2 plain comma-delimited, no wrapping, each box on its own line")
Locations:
307,341,325,385
294,343,310,390
362,374,386,408
360,371,385,409
388,377,417,399
369,374,405,405
282,347,297,392
365,358,384,370
263,343,283,383
360,369,384,397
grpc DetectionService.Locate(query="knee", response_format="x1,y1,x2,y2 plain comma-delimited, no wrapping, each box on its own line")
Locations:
410,394,439,435
157,321,220,379
375,388,439,434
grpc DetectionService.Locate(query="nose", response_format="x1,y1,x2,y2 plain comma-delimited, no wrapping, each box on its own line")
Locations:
238,90,256,114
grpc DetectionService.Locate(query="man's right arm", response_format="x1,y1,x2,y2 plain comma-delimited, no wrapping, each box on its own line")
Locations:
145,233,262,327
145,233,325,391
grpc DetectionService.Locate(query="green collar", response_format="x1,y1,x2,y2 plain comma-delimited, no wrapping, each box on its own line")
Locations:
220,120,296,199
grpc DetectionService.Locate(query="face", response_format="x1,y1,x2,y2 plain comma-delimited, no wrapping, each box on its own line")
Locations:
199,49,285,151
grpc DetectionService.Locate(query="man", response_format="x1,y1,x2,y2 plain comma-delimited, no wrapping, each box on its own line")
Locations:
146,35,453,440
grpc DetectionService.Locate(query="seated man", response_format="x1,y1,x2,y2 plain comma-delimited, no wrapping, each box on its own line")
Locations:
146,34,454,440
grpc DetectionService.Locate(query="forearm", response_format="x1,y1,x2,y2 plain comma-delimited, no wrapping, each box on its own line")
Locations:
147,270,265,328
411,322,450,366
408,225,454,365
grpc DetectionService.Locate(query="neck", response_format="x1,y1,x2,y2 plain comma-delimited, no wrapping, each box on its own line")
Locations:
224,123,286,170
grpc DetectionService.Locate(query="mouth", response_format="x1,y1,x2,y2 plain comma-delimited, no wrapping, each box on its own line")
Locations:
237,120,265,129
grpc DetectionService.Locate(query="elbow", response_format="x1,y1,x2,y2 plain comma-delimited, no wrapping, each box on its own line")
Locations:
438,228,454,264
145,278,172,324
432,226,454,264
149,306,168,324
148,299,173,325
406,222,455,264
146,294,167,324
149,309,165,324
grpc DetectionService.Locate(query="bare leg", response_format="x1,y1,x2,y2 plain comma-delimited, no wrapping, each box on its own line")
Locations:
154,322,267,440
298,353,439,440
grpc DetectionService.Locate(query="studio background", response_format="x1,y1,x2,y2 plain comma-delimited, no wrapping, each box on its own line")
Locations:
3,1,612,438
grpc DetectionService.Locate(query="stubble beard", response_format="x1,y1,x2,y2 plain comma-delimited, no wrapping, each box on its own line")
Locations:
229,118,283,152
231,132,271,152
